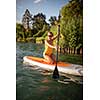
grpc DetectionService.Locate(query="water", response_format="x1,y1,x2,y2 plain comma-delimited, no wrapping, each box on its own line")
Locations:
16,42,83,100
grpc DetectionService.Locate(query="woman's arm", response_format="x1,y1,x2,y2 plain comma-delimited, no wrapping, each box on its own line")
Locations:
52,33,60,40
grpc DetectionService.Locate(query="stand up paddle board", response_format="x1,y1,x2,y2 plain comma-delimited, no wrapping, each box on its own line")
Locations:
23,56,83,76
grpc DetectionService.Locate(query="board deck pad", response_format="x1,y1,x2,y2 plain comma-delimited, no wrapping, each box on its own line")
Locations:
27,56,71,67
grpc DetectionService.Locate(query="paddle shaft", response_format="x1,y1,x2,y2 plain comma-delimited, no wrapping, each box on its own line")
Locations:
56,25,60,66
52,25,60,79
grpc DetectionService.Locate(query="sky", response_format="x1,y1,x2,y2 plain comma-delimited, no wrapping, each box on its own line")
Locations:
16,0,69,23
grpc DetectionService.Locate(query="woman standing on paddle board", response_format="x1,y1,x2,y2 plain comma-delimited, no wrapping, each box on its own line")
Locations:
43,31,60,64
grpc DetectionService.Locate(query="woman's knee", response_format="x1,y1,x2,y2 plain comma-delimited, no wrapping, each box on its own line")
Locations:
43,54,54,64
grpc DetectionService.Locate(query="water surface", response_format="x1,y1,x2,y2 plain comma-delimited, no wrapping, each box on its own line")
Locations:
16,42,83,100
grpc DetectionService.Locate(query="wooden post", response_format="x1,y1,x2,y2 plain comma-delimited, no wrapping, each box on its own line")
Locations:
80,48,83,55
75,48,77,54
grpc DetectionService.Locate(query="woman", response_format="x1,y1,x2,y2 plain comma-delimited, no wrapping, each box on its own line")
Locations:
43,31,59,64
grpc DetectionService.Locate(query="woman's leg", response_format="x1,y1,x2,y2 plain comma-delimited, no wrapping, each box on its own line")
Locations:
51,54,56,62
43,53,54,64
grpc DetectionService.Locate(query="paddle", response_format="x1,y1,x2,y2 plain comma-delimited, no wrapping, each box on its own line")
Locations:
52,25,60,79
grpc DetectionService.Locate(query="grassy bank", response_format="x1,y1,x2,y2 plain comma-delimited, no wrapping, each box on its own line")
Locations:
59,54,83,65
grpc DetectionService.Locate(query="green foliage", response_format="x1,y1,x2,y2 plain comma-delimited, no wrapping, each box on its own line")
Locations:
60,0,83,48
49,16,57,25
32,13,50,39
16,12,49,42
36,37,45,43
32,13,47,33
16,23,34,42
42,31,48,37
24,29,33,38
16,23,24,33
50,25,57,35
16,23,25,40
33,24,49,37
34,30,44,37
59,54,83,65
16,0,83,45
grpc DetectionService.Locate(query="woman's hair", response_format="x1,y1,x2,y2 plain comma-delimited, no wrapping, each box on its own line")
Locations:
48,32,53,37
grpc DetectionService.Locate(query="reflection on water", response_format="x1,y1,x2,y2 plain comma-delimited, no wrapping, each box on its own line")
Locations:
16,42,83,100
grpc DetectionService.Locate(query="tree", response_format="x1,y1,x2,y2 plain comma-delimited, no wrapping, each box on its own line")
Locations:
49,16,57,25
22,9,32,31
16,23,25,40
60,0,83,49
32,13,48,36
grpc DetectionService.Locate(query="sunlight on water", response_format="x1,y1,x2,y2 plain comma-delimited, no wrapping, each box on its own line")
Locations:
16,42,83,100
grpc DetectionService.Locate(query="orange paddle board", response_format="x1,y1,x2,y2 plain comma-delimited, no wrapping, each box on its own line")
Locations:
23,56,83,76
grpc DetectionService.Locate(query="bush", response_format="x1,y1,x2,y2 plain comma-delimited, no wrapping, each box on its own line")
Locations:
36,37,45,43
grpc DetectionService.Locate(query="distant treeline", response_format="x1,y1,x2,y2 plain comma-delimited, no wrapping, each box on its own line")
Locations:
16,0,83,50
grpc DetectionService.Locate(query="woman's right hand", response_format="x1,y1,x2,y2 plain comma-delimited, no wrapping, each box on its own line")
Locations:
54,45,59,50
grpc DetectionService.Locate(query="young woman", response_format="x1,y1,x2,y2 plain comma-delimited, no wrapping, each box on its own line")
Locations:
43,31,60,64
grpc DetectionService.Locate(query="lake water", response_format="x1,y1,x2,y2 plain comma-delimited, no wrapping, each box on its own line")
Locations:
16,42,83,100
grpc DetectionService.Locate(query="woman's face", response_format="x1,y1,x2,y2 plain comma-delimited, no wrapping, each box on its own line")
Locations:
48,32,53,38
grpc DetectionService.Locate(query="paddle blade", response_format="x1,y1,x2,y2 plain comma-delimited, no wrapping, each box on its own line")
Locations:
52,66,59,79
